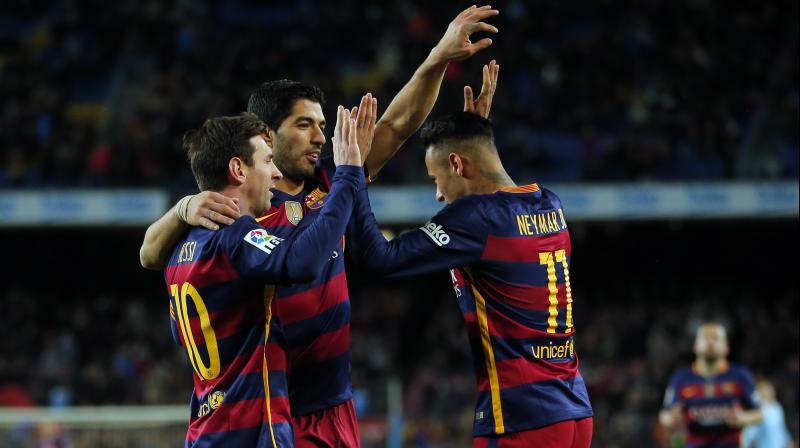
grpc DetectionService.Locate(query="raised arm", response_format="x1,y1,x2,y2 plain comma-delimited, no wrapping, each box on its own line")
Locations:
365,5,499,176
139,192,240,270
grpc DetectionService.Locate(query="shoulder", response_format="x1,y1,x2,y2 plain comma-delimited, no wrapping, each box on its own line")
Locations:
669,367,694,383
217,215,262,248
728,364,756,381
433,195,489,224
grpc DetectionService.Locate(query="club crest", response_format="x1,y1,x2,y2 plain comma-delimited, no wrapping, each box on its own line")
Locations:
305,188,328,210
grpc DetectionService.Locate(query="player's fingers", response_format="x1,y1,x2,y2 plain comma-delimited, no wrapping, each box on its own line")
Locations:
348,118,358,147
334,105,343,146
466,22,498,36
198,217,219,231
468,37,492,55
464,8,499,23
206,191,240,212
350,106,358,133
456,4,478,19
342,109,351,144
365,93,375,127
492,63,500,92
463,86,474,111
481,64,491,93
469,38,493,53
370,97,378,129
358,94,370,126
208,202,239,224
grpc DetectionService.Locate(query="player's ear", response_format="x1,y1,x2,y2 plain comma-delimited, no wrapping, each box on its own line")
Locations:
449,153,465,177
263,129,275,147
228,157,247,186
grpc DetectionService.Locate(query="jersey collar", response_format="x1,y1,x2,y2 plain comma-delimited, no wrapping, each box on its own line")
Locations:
496,183,540,193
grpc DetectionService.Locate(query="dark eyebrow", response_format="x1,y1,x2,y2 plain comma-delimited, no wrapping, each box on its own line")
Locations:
294,116,325,127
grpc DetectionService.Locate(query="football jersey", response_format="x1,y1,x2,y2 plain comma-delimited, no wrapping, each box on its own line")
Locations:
163,165,362,447
351,183,594,436
663,362,758,448
257,156,354,416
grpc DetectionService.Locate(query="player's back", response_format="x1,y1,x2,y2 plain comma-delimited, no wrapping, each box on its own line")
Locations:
450,185,593,435
164,220,291,447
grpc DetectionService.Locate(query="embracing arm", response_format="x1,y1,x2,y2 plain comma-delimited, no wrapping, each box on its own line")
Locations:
365,5,499,176
139,192,240,270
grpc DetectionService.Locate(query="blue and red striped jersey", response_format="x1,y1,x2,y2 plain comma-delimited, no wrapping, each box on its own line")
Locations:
663,362,758,448
256,156,353,416
163,165,362,447
352,183,593,436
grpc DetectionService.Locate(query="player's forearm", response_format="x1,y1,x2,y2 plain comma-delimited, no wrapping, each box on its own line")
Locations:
350,186,395,273
284,166,363,282
736,409,764,427
140,205,189,270
365,52,448,176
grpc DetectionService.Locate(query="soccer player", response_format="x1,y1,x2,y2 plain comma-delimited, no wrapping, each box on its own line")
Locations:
349,112,594,447
140,6,500,446
164,110,363,447
660,323,763,448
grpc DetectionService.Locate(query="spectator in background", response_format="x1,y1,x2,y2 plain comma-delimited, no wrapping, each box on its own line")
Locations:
742,379,793,448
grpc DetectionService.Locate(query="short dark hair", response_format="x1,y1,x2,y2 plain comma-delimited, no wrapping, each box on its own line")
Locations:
247,79,325,130
183,112,267,191
420,112,494,148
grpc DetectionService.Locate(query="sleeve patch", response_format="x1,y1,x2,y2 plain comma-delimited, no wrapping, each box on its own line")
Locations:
420,222,451,247
244,229,284,254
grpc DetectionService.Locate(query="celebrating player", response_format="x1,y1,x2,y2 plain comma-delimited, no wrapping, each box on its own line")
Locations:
140,6,500,447
163,111,363,447
349,111,594,447
659,323,763,448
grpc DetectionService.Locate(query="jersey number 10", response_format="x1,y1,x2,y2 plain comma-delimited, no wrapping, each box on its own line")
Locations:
170,282,221,380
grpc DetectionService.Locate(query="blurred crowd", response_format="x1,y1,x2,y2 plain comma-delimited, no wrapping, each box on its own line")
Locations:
1,0,797,189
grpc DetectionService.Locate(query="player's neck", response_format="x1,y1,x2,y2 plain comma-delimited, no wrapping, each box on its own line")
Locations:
219,187,252,218
275,177,305,196
475,165,515,194
695,357,726,377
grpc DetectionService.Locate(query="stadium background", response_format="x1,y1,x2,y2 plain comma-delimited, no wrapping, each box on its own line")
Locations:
0,0,797,447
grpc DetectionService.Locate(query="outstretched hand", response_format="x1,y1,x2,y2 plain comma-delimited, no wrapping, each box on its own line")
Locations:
348,93,378,162
332,106,362,167
464,60,499,118
431,5,499,63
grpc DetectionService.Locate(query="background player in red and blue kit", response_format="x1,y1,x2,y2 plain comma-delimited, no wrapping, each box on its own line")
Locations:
350,112,594,447
163,110,364,447
140,6,500,446
660,323,763,448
